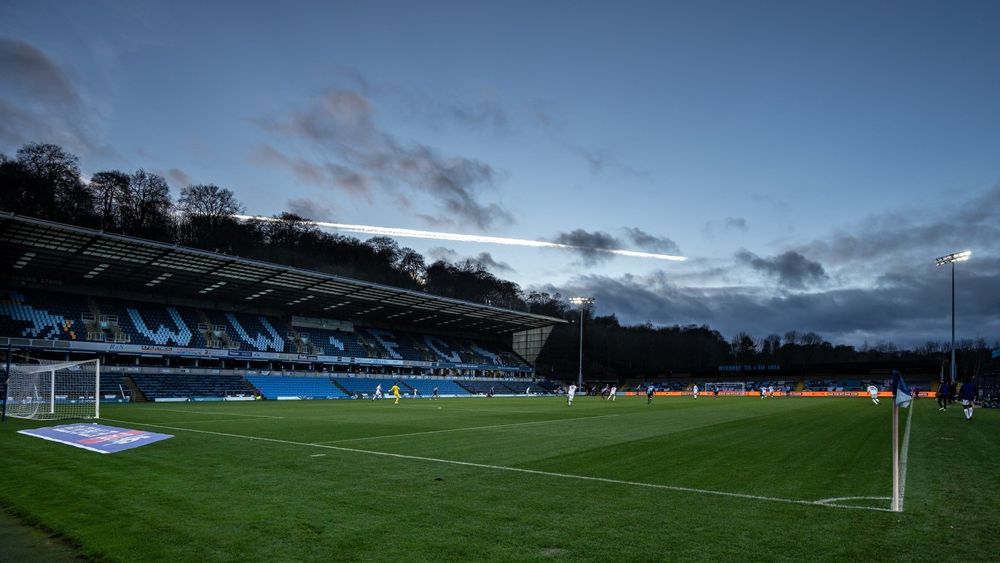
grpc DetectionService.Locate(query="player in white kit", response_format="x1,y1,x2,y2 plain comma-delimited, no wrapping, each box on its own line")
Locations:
609,386,617,401
567,384,577,406
372,384,383,401
867,384,880,405
692,384,699,399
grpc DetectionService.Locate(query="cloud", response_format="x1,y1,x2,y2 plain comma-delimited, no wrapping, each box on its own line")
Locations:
0,37,79,106
471,252,514,273
538,186,1000,348
725,217,748,232
427,247,459,262
0,37,97,153
425,247,513,273
447,100,509,130
570,145,648,180
166,168,191,188
543,257,1000,348
551,229,622,265
797,186,1000,272
624,227,682,255
286,197,335,222
252,88,513,229
736,249,828,289
702,216,750,240
251,144,371,198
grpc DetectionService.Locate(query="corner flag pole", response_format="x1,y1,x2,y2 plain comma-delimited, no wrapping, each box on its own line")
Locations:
1,342,11,423
891,389,900,512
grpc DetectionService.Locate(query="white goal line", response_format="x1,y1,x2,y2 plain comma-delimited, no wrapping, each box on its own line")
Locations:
99,417,894,513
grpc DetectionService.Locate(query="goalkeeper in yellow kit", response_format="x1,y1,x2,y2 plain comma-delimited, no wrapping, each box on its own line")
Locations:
391,383,401,405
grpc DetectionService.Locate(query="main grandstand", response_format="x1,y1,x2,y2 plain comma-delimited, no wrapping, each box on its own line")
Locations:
0,213,565,402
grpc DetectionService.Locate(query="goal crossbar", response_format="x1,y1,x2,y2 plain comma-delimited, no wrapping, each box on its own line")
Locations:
3,358,100,420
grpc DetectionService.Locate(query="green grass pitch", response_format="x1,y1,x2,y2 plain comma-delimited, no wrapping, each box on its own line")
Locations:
0,395,996,561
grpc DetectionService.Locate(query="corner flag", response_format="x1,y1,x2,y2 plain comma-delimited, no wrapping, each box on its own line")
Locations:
890,369,911,512
893,370,912,408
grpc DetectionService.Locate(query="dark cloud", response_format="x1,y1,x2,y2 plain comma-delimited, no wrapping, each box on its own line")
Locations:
471,252,514,273
798,186,1000,271
416,212,455,227
251,144,371,199
426,247,514,273
447,100,509,130
736,249,828,289
624,227,682,255
543,257,1000,348
253,88,513,229
427,247,458,262
0,37,96,152
570,145,648,179
524,99,562,129
725,217,748,232
286,197,335,222
0,37,79,105
551,229,622,265
534,187,1000,348
166,168,191,188
547,227,684,264
702,216,749,240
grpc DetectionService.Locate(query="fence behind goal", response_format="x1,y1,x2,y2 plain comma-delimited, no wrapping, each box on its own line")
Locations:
3,359,100,420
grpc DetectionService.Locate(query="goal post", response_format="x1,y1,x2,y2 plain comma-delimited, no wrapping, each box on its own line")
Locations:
2,359,100,420
703,381,746,394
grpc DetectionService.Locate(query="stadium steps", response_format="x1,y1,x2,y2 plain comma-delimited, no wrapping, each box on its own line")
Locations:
122,375,147,402
331,379,354,397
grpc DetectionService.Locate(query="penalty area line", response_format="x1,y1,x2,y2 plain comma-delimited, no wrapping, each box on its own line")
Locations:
99,417,890,513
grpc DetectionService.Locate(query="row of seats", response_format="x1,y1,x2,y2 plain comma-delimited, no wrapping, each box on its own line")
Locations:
130,373,247,399
246,376,349,399
124,373,543,400
0,287,530,367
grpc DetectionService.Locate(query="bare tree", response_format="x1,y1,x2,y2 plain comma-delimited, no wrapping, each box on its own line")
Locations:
88,170,130,231
1,143,94,225
178,184,244,221
123,170,174,240
783,330,798,346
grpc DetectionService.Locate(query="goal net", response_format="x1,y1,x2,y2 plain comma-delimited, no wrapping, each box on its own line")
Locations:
703,381,746,394
3,359,100,420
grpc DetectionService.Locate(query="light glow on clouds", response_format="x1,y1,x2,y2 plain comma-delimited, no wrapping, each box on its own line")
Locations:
234,215,688,262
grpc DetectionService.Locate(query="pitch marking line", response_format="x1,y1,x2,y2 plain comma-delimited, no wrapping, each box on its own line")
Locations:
100,417,891,513
814,496,890,506
314,413,621,444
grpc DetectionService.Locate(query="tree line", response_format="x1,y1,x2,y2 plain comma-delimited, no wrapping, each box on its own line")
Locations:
2,143,995,377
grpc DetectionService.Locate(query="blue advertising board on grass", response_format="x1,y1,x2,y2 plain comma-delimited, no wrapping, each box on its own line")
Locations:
18,423,173,454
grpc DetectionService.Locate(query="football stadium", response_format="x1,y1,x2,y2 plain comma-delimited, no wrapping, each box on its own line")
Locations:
1,214,997,561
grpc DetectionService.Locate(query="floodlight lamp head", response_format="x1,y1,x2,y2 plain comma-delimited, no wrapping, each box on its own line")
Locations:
568,296,595,306
935,250,971,266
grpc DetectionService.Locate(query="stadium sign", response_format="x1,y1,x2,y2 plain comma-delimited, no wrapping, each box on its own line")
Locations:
18,423,173,454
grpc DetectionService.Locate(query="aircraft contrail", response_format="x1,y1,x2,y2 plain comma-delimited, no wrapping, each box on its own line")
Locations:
234,215,687,262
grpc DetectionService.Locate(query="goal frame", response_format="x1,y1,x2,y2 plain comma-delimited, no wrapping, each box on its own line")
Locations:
703,381,746,394
2,358,101,421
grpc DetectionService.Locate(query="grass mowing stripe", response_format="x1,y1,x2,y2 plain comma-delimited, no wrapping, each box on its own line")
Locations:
314,413,621,444
99,416,891,513
132,407,285,419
